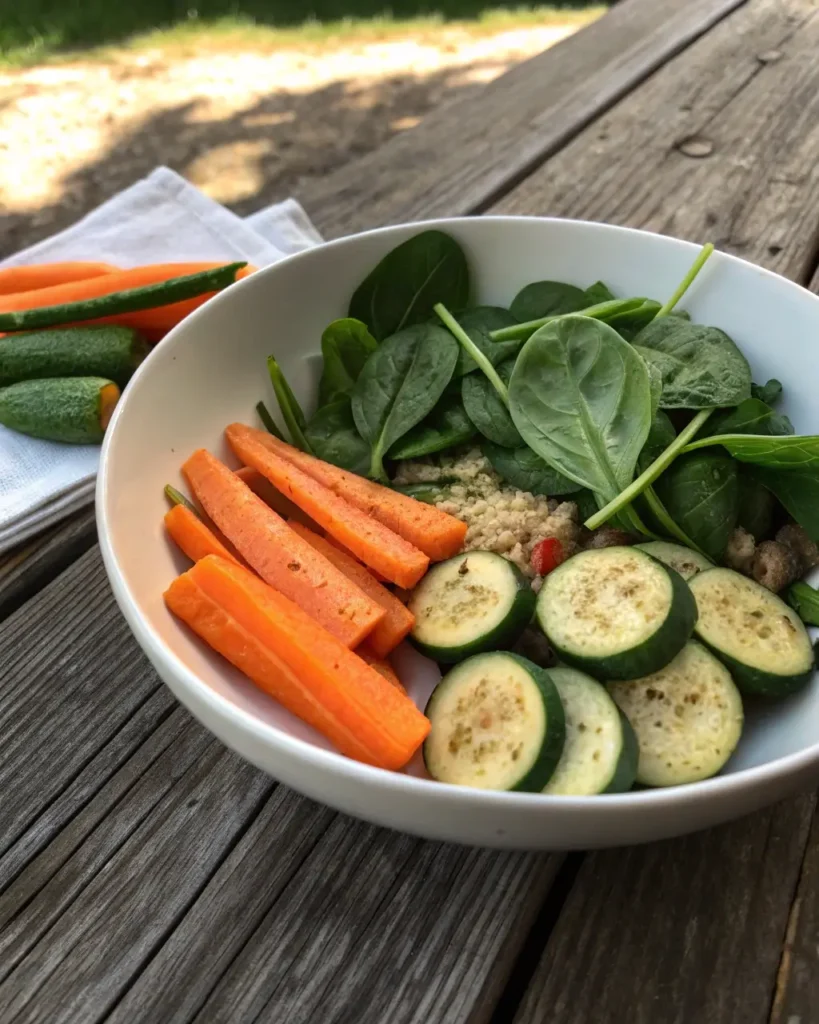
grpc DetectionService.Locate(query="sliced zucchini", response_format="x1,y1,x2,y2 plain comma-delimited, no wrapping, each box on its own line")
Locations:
543,667,638,795
608,641,743,786
635,541,712,581
408,550,535,663
423,652,565,791
536,547,697,680
689,567,814,697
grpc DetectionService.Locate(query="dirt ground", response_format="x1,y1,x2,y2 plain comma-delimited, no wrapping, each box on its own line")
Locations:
0,22,581,257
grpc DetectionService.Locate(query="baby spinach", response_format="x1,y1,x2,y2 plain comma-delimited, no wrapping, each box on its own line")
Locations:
491,297,646,344
348,230,469,341
304,398,370,475
462,357,522,448
509,281,589,323
639,411,677,470
390,392,475,459
318,318,377,406
654,450,739,561
684,433,819,467
633,318,752,409
508,315,652,499
267,356,312,453
606,299,662,341
787,582,819,627
393,480,455,503
584,281,616,305
737,472,776,540
481,441,582,496
749,466,819,542
707,397,793,438
453,306,521,376
255,400,284,441
654,242,714,318
641,485,711,560
352,322,458,481
752,379,783,405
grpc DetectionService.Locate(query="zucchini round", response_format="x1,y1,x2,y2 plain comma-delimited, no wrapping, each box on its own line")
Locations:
423,652,565,791
543,667,638,795
536,546,697,680
689,567,815,697
635,541,712,581
408,550,535,663
608,641,744,787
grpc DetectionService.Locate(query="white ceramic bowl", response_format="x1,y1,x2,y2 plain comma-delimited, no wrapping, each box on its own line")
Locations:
97,217,819,850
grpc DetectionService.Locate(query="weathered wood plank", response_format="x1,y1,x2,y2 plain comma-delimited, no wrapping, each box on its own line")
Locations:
514,798,814,1024
301,0,747,239
496,0,819,286
0,505,95,622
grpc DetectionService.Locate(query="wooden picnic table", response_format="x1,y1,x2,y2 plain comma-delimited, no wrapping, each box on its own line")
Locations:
2,0,819,1019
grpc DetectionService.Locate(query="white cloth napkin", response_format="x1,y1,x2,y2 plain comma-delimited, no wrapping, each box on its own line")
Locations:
0,167,322,554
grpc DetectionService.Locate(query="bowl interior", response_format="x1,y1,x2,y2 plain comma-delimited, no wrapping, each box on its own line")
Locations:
100,217,819,781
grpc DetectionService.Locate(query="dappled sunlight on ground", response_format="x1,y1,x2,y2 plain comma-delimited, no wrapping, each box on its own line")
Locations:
0,22,582,255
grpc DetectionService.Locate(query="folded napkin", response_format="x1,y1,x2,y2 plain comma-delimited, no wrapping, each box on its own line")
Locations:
0,167,322,554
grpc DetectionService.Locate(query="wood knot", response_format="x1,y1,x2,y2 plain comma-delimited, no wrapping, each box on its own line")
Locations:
676,135,714,159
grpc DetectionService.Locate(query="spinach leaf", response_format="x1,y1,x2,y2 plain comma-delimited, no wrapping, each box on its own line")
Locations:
267,356,312,453
787,582,819,627
685,433,819,467
654,451,740,560
481,441,582,496
255,400,285,441
393,479,456,504
453,306,521,376
639,411,677,471
348,230,469,341
584,281,616,305
510,281,589,323
641,485,711,560
573,489,601,522
490,297,648,344
318,318,377,406
508,315,652,499
707,397,793,438
352,323,459,481
751,466,819,542
462,357,522,448
389,392,474,459
304,399,370,475
737,472,776,540
606,299,662,341
633,317,752,409
752,379,783,405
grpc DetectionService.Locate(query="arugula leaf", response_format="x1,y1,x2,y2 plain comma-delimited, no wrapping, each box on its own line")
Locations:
752,379,783,405
389,392,475,459
452,306,521,376
348,230,469,341
481,441,582,496
352,322,458,481
633,318,751,409
267,356,312,453
584,281,616,305
508,315,652,499
462,357,522,448
707,397,793,438
654,451,739,561
510,280,589,322
787,582,819,627
685,433,819,466
752,466,819,542
318,318,377,406
304,398,370,475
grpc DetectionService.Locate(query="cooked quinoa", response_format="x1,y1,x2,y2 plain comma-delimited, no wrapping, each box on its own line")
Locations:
393,447,582,577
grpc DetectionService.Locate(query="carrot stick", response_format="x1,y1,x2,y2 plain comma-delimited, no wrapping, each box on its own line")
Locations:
322,533,390,582
234,466,318,528
226,424,429,589
289,520,415,658
0,262,117,295
357,648,407,695
183,449,384,648
226,425,467,561
165,555,429,769
165,504,243,567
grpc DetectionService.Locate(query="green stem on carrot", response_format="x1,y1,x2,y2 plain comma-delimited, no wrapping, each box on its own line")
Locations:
655,243,714,319
434,301,509,407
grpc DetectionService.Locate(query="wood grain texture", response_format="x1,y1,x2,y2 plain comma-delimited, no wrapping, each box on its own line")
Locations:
496,0,819,285
0,505,95,621
301,0,747,239
514,798,815,1024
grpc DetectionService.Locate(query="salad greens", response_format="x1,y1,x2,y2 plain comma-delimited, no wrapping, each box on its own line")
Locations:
260,227,819,565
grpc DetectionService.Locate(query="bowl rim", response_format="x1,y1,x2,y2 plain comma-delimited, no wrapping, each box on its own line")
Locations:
97,213,819,814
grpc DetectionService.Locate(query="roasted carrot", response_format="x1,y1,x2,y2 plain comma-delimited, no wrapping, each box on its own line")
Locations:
164,504,243,567
0,262,117,295
357,648,407,695
165,555,430,769
322,533,390,582
227,426,467,561
289,520,415,658
183,449,384,648
227,424,429,589
235,466,318,528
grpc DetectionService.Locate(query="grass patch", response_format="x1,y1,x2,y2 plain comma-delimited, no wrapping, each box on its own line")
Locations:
1,3,607,67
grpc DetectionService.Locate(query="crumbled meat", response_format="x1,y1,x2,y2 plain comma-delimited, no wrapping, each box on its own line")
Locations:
724,527,756,575
393,447,582,576
582,527,636,550
512,626,556,669
751,540,801,593
776,524,819,573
